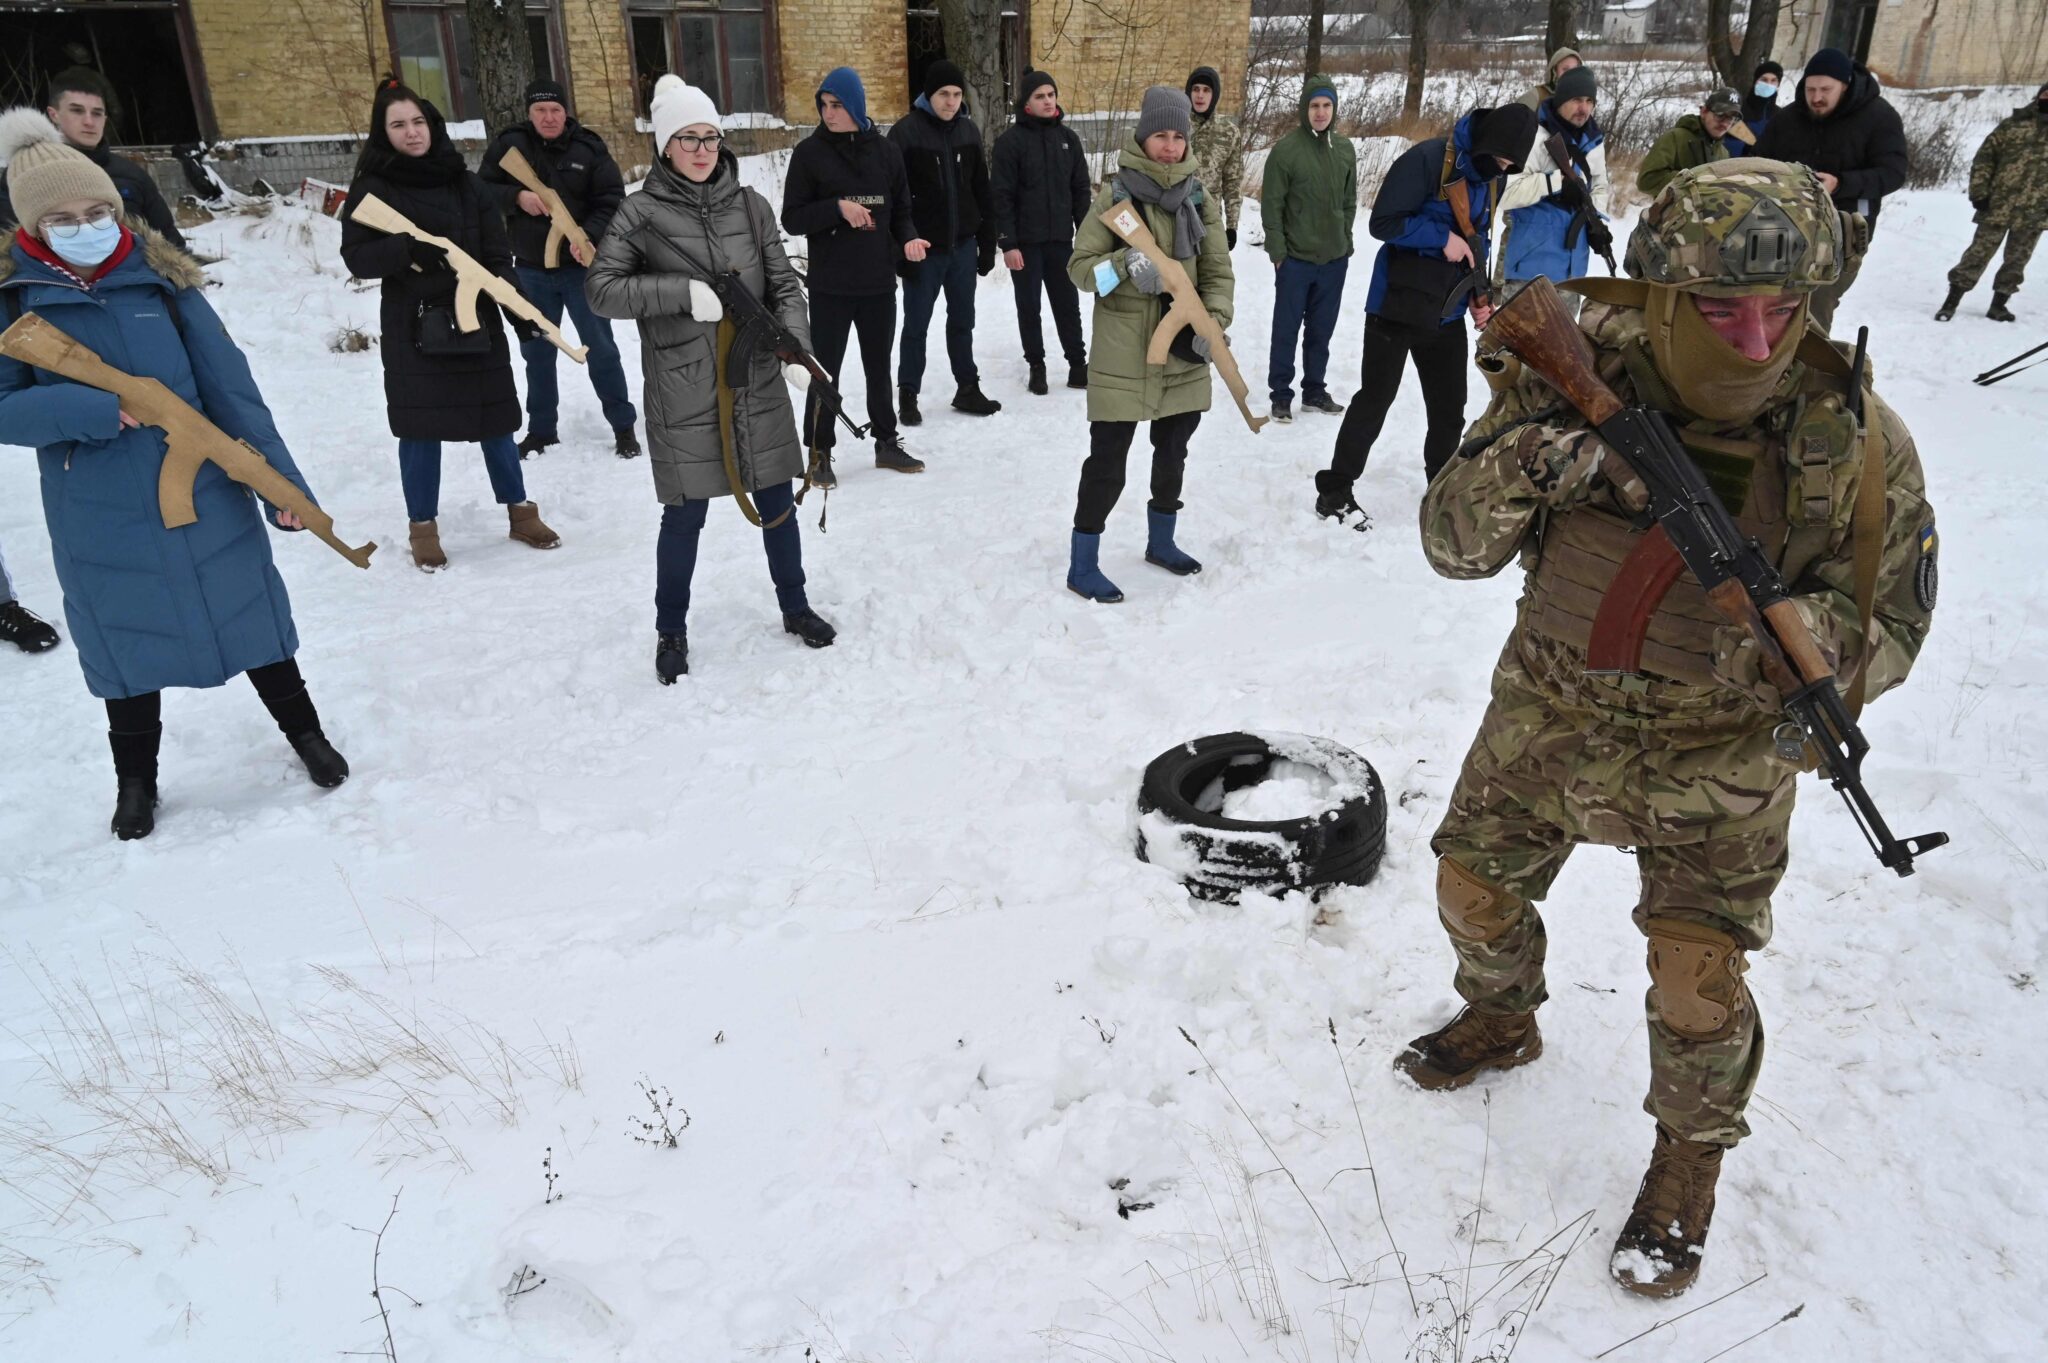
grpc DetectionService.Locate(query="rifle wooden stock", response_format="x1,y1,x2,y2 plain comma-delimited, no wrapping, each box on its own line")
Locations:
346,193,590,364
496,147,595,269
1097,203,1267,434
1483,276,1619,423
0,313,376,569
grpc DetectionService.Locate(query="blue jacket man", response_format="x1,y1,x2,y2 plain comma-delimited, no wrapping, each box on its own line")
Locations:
1495,65,1609,299
1315,104,1537,521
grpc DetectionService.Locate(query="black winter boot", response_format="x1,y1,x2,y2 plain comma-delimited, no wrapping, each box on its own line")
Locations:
875,436,924,473
614,427,642,459
260,684,348,788
1989,292,2018,322
809,448,838,490
899,388,923,426
655,632,689,684
1028,362,1048,395
109,726,162,841
952,381,1002,416
782,609,837,648
1066,361,1088,390
1934,285,1964,321
517,431,557,459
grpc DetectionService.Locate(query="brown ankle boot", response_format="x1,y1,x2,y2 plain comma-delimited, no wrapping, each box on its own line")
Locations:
1393,1005,1541,1090
408,519,447,571
1610,1125,1725,1298
507,502,560,549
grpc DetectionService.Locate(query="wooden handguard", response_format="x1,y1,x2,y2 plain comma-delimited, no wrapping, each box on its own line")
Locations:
1097,203,1267,434
347,194,589,364
1483,276,1619,424
497,148,594,270
0,313,375,569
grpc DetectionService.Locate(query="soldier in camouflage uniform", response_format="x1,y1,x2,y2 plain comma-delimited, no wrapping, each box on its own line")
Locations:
1402,160,1938,1297
1937,81,2048,323
1185,67,1245,250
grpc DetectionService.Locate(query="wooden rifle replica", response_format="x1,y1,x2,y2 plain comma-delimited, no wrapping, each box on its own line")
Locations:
346,193,589,364
1097,202,1267,434
0,312,375,568
495,147,595,269
1485,277,1947,875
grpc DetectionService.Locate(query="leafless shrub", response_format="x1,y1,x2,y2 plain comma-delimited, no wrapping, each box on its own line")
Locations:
328,325,375,353
1896,100,1965,189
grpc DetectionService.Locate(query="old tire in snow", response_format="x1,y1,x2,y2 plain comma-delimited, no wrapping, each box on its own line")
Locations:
1134,732,1385,902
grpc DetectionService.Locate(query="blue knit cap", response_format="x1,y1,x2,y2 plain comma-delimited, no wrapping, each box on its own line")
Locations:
817,67,869,131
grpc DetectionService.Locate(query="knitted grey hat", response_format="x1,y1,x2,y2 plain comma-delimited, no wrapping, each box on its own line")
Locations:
1134,86,1192,145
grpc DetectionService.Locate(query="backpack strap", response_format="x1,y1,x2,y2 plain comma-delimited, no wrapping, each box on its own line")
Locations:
1843,412,1887,715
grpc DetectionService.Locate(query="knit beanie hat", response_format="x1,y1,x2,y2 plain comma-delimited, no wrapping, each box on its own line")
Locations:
1134,85,1192,145
1470,103,1539,173
923,60,966,101
1018,69,1057,106
524,77,568,110
1755,60,1785,81
0,107,121,235
1806,48,1854,83
650,74,721,151
1552,65,1597,104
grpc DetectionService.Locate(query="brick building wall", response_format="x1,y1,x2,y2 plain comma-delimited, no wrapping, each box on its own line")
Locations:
1777,0,2047,88
776,0,912,125
188,0,391,139
1031,3,1249,126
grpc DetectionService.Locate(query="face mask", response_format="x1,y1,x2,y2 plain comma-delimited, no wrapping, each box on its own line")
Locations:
46,217,122,271
1647,288,1808,422
1755,81,1779,99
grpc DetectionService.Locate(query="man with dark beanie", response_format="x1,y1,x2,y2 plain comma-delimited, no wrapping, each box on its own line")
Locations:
1310,103,1537,525
889,60,1001,421
781,67,930,483
1262,72,1357,422
1936,81,2048,323
991,69,1091,394
1753,47,1907,330
1495,63,1609,310
479,77,638,459
1186,66,1244,250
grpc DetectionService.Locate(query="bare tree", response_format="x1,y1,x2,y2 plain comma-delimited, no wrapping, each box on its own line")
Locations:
1404,0,1439,120
464,0,535,137
1308,0,1326,75
1706,0,1782,90
938,0,1007,155
1546,0,1576,57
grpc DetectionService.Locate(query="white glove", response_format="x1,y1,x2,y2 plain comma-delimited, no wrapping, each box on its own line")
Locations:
687,279,722,322
783,362,811,391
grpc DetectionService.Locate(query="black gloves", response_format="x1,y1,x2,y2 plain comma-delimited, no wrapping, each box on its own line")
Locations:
1586,217,1614,255
1226,227,1237,250
977,244,996,277
405,235,451,272
1553,172,1591,212
510,316,545,343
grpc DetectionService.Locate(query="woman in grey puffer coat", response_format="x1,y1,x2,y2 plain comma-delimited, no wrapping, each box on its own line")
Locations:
586,75,835,683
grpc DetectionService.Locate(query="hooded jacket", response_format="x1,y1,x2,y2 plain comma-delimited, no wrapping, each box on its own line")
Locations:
1519,47,1582,111
1364,111,1509,326
1967,101,2048,230
888,93,996,262
477,117,626,269
990,93,1091,249
1260,80,1358,265
0,227,312,698
1751,63,1909,227
1187,66,1246,234
1640,114,1730,198
780,119,916,297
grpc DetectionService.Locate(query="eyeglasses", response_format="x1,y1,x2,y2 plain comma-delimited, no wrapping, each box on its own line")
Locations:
669,132,723,152
38,206,116,237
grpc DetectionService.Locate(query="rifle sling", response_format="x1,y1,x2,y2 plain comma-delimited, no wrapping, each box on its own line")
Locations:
714,316,793,530
1844,411,1886,715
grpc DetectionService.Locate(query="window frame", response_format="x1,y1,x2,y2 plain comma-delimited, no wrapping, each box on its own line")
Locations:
622,0,783,119
383,0,571,127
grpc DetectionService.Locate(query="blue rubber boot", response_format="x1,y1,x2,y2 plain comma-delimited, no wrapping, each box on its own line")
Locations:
1144,508,1203,576
1066,531,1125,603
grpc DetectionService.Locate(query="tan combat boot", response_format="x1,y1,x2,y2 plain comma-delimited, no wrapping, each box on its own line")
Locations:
408,519,447,572
1393,1005,1542,1090
1610,1125,1725,1298
507,502,560,549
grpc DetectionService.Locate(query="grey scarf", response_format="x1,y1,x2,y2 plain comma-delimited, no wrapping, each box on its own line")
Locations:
1115,169,1204,261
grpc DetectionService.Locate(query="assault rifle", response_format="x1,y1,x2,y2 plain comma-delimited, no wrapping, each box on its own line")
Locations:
495,147,595,269
706,270,867,447
1486,277,1947,876
0,312,376,568
1545,131,1617,276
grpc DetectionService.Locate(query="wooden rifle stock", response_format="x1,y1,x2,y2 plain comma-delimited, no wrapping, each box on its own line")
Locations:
496,147,595,269
0,313,375,569
1097,203,1267,434
347,194,589,364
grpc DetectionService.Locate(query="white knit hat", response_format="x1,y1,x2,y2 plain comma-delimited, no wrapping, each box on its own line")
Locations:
651,75,721,152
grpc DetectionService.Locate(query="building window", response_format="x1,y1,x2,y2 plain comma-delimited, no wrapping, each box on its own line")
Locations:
387,2,566,126
628,1,775,117
0,1,210,144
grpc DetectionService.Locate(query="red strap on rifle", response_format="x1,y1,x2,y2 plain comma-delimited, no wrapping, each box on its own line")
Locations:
1586,524,1687,673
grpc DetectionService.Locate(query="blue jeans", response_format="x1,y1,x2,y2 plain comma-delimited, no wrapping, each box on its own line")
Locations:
397,436,526,522
898,241,979,394
655,482,809,633
1268,256,1349,404
515,263,637,437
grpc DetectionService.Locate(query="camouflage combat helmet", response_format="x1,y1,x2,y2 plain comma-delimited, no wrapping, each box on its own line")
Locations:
1625,159,1844,296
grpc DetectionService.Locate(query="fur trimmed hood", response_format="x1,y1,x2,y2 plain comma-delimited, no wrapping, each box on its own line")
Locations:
0,221,204,291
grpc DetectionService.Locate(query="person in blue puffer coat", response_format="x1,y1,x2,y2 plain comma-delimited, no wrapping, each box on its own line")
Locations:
0,110,348,841
1493,64,1610,308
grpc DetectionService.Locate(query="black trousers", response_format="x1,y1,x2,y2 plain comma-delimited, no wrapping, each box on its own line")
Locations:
104,658,318,777
1321,313,1470,490
804,290,898,452
1073,411,1202,534
1010,241,1086,368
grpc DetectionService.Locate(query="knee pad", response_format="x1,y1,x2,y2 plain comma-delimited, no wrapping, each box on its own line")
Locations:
1645,918,1748,1040
1436,857,1519,943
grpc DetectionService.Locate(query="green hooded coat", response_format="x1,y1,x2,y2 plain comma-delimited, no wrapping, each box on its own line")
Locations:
1259,78,1358,265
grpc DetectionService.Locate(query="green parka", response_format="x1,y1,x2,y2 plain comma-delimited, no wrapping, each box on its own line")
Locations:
1068,140,1235,423
1260,80,1358,265
1637,115,1731,198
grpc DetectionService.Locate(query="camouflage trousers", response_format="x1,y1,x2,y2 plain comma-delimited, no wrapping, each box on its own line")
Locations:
1948,220,2041,297
1429,673,1792,1146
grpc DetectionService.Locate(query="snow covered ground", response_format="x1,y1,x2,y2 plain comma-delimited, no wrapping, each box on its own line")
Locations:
2,160,2043,1363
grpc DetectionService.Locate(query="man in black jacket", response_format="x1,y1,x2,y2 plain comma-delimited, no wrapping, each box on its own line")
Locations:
992,70,1091,396
479,79,638,459
888,60,1001,421
781,67,931,481
0,68,184,248
1752,48,1907,331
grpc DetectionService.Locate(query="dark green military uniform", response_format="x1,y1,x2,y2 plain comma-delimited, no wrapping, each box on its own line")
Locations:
1949,97,2048,298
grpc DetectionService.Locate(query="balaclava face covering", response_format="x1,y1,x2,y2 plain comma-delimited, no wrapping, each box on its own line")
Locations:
1646,286,1808,423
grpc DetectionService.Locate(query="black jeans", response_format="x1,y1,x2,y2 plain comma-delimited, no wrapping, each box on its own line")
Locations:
104,658,316,736
1010,241,1086,368
654,483,808,634
1073,411,1202,534
1321,313,1470,490
804,291,898,452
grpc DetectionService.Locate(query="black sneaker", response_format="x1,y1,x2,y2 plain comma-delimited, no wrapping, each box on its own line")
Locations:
655,632,689,684
1301,393,1346,415
809,449,838,490
952,382,1001,416
517,431,557,460
1066,362,1089,390
1028,362,1048,396
1271,399,1294,424
1315,481,1371,531
614,428,642,459
288,730,350,788
782,609,837,649
875,437,925,473
899,388,922,426
0,600,60,652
